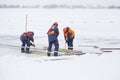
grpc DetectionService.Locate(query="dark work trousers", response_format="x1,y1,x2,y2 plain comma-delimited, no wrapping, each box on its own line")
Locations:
47,40,59,56
67,38,73,50
21,40,31,52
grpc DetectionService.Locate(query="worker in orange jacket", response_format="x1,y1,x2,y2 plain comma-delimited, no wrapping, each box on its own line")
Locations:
63,27,75,50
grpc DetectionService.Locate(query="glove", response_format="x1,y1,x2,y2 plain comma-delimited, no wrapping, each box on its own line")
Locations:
30,42,35,47
65,38,68,41
65,38,68,43
31,44,35,47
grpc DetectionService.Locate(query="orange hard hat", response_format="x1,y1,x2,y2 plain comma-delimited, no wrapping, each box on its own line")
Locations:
53,21,58,25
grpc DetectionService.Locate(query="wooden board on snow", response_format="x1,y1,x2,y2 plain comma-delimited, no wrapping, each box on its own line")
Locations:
30,50,84,56
43,46,80,53
31,50,47,56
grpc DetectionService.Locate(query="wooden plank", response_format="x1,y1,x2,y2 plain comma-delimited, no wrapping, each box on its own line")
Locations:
31,50,84,56
31,51,47,56
43,46,80,53
30,47,84,56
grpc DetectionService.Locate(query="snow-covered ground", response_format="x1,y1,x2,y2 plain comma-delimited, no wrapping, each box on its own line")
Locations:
0,8,120,80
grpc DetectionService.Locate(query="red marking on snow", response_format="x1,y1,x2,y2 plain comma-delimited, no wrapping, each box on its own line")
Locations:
101,50,112,52
100,48,120,50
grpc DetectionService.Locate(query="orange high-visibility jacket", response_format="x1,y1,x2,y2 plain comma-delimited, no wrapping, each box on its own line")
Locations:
63,28,75,39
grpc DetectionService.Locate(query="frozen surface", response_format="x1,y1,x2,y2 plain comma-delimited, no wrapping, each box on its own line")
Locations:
0,9,120,80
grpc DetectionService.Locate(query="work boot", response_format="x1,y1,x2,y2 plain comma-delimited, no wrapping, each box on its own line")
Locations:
21,50,25,53
26,50,31,54
54,52,58,56
68,48,73,50
47,53,51,57
26,47,31,53
21,48,25,53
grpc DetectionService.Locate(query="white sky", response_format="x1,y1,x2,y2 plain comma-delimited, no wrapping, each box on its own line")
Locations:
0,0,120,6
